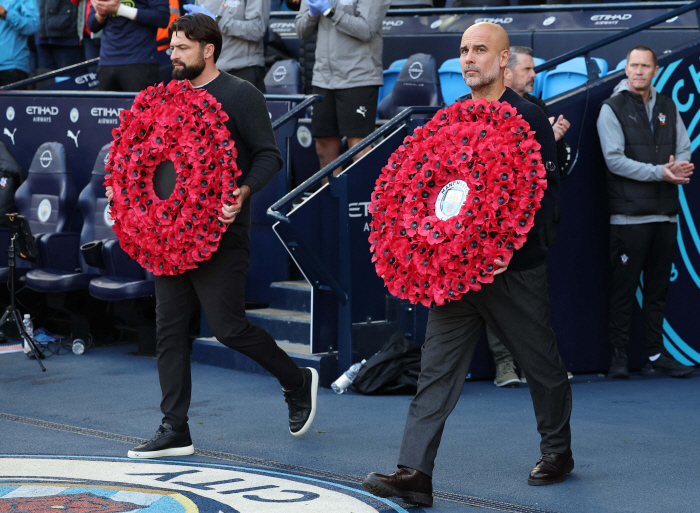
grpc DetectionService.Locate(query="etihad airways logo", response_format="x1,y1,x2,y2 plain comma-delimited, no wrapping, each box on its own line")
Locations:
474,17,513,24
591,13,632,25
27,106,58,123
91,107,124,125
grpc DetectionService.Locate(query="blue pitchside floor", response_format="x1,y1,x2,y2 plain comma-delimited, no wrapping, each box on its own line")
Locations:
0,343,697,513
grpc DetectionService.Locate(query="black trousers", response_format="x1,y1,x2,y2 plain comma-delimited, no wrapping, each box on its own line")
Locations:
398,265,572,477
155,231,302,431
228,66,266,93
608,222,677,357
97,63,160,92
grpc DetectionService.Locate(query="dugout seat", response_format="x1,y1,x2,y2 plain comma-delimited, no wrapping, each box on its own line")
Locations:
264,59,303,95
438,58,470,105
378,58,408,106
378,53,442,119
541,57,608,99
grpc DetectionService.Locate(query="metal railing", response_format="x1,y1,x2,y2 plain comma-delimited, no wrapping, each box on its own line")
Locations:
267,106,439,224
0,58,99,91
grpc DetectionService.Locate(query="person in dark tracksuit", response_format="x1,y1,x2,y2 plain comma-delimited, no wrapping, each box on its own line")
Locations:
106,14,319,459
362,23,573,508
597,45,695,379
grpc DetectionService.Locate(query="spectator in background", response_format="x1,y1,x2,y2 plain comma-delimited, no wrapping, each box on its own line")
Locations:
36,0,85,71
184,0,269,92
295,0,392,173
89,0,170,91
488,44,572,387
0,0,40,87
78,0,101,62
597,45,695,379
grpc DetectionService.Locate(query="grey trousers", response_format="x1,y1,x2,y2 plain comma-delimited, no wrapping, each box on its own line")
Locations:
397,265,572,477
486,325,514,366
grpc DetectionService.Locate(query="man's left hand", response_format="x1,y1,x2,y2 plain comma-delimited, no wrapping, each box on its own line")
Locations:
219,185,250,225
493,259,508,276
93,0,120,16
183,4,216,20
549,114,570,142
308,0,332,16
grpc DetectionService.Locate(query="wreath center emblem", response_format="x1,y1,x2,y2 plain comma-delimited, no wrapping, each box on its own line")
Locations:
435,180,469,221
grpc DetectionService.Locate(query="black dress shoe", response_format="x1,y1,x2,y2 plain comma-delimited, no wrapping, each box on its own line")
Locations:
127,423,194,459
644,354,695,378
528,450,574,486
363,467,433,507
608,349,629,379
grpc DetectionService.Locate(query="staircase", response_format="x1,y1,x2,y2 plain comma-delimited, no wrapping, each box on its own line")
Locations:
191,279,338,388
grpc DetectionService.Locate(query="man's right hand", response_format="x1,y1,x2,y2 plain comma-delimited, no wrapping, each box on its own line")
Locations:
105,185,114,202
662,155,694,185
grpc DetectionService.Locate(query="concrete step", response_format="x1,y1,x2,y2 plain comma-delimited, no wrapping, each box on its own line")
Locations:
269,280,311,313
191,337,337,388
246,307,311,347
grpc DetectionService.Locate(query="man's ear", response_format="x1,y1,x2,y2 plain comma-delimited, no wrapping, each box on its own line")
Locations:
204,43,215,60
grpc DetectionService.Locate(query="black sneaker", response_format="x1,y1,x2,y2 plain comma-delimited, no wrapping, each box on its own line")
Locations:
127,424,194,459
643,354,694,378
284,367,318,437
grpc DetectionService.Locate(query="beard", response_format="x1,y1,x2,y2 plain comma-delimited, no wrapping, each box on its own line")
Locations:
462,60,501,88
172,54,206,81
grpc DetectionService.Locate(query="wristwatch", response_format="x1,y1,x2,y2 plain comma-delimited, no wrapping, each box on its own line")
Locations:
324,7,335,19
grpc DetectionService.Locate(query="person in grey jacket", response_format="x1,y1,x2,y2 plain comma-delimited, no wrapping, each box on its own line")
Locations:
185,0,269,92
295,0,391,171
597,45,695,380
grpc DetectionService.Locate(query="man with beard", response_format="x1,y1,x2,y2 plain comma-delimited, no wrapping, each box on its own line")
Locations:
106,13,319,459
362,23,573,507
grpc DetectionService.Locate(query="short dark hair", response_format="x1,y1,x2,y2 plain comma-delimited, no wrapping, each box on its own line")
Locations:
507,46,534,70
169,13,222,62
626,45,657,67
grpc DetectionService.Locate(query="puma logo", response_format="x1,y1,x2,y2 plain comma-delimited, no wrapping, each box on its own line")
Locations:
67,129,80,147
628,114,637,122
356,106,367,118
3,127,16,145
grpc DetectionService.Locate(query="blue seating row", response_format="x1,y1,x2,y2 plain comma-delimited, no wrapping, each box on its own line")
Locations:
3,142,154,347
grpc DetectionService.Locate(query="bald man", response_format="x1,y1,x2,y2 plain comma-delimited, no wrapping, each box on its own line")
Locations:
362,24,573,506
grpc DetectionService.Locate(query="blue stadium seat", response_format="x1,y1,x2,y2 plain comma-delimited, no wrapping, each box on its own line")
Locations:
378,54,442,119
378,58,408,106
438,58,470,105
532,57,546,98
14,142,78,239
24,144,111,294
615,59,626,72
541,57,608,99
264,59,302,95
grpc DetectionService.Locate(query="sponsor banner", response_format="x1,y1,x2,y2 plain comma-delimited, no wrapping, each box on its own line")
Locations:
270,8,697,36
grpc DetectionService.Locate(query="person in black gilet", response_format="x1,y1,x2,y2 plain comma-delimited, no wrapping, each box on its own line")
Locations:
597,45,695,379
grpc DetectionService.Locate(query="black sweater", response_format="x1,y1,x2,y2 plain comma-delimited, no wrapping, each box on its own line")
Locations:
468,88,559,271
199,72,283,240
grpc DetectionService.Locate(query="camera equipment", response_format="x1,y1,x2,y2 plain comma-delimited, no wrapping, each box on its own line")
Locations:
0,214,45,371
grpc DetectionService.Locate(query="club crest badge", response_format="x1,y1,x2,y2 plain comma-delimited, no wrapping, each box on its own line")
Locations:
658,112,667,125
435,180,469,221
621,253,629,265
0,177,8,189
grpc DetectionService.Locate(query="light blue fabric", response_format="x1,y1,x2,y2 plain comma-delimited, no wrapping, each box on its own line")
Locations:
183,3,215,19
0,0,40,73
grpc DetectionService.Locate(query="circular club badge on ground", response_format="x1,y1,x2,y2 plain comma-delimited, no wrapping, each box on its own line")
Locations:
0,456,408,513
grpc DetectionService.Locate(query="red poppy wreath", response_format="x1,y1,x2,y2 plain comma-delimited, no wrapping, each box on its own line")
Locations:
368,98,547,307
105,80,240,276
